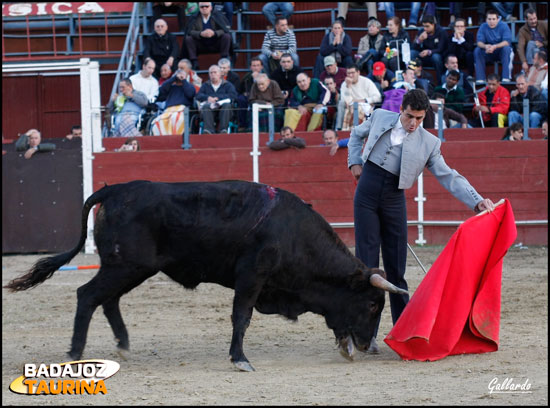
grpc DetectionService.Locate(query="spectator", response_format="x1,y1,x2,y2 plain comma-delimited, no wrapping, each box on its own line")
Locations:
411,14,447,85
501,122,524,141
447,18,475,76
518,8,548,74
338,64,382,130
218,57,241,91
392,66,426,93
260,17,299,76
541,69,548,102
212,2,234,29
433,70,466,113
237,57,265,131
323,77,340,129
527,51,548,91
107,78,149,137
115,137,141,152
268,125,306,150
319,56,347,91
508,73,547,129
440,54,472,97
143,19,179,79
248,73,285,131
469,73,510,128
368,61,394,94
337,2,377,24
177,58,202,92
262,2,294,26
322,128,348,156
423,92,468,129
542,119,548,139
357,17,385,75
196,65,238,134
284,73,330,131
65,125,82,140
383,2,421,28
313,20,353,79
152,2,187,32
270,53,303,104
382,17,411,74
151,69,196,136
183,2,231,70
15,129,56,159
490,2,517,23
474,9,513,83
130,58,160,103
407,59,433,95
158,63,172,86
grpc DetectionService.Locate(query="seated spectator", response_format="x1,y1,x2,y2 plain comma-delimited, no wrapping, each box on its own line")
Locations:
410,14,447,85
284,73,330,131
542,119,548,139
433,70,466,113
268,125,306,151
218,58,240,91
183,2,231,70
368,61,394,94
518,8,548,74
407,59,433,96
384,2,421,28
177,58,202,92
107,78,149,137
382,17,411,74
392,66,428,93
152,2,187,33
151,69,196,136
323,77,340,129
313,19,353,79
196,65,238,134
319,56,347,91
423,93,468,129
440,54,472,98
469,73,510,128
248,73,285,131
508,73,547,129
15,129,56,159
447,18,475,76
65,125,82,140
262,2,294,26
527,51,548,91
501,122,524,141
270,53,303,105
337,2,377,24
322,128,348,156
338,64,382,130
260,17,299,76
130,57,160,103
237,57,265,131
143,19,179,79
357,17,385,75
158,63,172,86
474,9,513,83
115,137,141,152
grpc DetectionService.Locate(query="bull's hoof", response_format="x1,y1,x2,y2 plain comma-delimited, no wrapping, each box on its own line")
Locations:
233,360,255,372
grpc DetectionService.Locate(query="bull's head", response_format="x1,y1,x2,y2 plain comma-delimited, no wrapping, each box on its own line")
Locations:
328,267,408,360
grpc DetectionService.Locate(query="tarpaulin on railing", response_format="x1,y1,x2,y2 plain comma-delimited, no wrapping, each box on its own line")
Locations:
2,2,134,17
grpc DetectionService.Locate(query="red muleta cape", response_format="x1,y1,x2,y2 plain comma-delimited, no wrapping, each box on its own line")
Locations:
384,199,517,361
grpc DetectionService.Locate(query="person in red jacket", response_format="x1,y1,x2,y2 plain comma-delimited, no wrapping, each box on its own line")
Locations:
469,73,510,128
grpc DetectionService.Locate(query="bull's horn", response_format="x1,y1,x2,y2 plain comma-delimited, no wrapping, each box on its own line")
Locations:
369,274,409,295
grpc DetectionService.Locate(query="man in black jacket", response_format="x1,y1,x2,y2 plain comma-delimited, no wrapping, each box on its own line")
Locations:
410,14,447,86
183,2,231,70
508,73,547,128
144,19,179,79
270,53,303,107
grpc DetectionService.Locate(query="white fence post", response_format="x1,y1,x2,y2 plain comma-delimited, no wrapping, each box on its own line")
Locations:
251,103,272,183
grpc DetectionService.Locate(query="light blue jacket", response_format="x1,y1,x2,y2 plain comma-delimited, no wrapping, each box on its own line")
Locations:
347,109,483,210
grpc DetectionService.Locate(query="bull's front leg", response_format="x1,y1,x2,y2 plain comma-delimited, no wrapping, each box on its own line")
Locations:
229,294,255,372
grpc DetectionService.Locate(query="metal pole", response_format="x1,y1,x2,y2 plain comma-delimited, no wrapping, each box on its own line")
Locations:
182,107,191,149
415,171,426,245
407,243,429,274
523,98,531,140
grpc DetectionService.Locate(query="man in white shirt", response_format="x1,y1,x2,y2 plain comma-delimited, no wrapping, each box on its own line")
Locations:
129,58,159,103
336,64,381,130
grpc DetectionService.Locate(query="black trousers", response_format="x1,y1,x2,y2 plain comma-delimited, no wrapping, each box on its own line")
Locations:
184,34,231,61
354,160,410,337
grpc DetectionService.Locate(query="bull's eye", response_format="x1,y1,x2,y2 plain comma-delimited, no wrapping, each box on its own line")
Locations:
368,301,378,313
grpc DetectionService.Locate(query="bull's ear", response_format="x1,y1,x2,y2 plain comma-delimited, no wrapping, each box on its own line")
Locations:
348,269,370,290
368,267,387,280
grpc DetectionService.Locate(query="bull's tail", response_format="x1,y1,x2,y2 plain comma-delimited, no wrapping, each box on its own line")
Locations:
4,185,114,292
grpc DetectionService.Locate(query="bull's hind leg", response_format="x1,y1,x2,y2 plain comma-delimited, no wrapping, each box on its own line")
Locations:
68,265,155,360
102,297,129,353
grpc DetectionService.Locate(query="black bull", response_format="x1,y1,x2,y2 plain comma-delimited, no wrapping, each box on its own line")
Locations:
6,180,407,371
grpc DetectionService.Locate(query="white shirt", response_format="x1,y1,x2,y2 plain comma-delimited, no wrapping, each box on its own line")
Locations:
129,72,159,103
390,116,409,146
